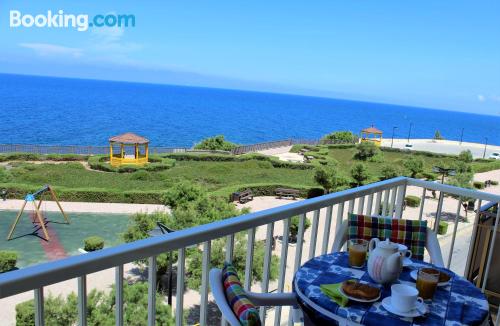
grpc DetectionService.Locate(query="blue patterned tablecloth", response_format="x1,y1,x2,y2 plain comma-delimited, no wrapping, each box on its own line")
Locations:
293,252,489,326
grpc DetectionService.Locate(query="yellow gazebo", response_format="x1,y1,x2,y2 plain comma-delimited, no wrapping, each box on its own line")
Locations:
109,132,149,166
360,125,383,147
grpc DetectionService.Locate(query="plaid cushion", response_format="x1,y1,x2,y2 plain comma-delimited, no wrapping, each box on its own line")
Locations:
222,263,261,326
348,214,427,260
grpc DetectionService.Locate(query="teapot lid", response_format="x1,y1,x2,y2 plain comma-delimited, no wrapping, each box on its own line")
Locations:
378,239,398,249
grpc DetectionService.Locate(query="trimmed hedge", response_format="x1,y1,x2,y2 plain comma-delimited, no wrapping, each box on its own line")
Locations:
473,181,485,189
380,147,453,158
438,221,449,235
84,236,104,251
0,153,88,162
405,195,421,208
0,183,164,204
164,153,314,170
0,250,18,273
215,183,324,199
87,155,175,173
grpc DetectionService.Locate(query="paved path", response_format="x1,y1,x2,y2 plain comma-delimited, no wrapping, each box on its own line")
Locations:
382,138,500,159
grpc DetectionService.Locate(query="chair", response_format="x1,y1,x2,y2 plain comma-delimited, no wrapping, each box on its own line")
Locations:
332,220,445,267
209,268,302,326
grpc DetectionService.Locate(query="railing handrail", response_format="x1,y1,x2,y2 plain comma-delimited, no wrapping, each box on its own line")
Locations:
1,176,499,299
407,178,500,202
0,177,407,298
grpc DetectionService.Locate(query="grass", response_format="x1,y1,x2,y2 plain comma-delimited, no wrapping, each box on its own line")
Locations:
1,146,499,203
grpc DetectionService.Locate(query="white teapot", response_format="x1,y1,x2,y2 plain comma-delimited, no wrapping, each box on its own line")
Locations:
367,239,403,284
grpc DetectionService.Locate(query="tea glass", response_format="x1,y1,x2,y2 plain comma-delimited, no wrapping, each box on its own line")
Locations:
416,268,440,300
348,239,368,268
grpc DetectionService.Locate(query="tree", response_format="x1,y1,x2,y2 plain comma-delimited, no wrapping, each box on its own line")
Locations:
434,130,444,140
289,215,312,243
314,166,348,193
187,233,279,290
354,142,379,161
16,283,175,326
403,156,424,178
350,163,370,186
458,150,473,163
321,131,358,144
194,135,237,151
380,164,400,180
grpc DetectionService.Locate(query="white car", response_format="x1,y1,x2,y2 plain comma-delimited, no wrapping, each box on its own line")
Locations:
489,152,500,160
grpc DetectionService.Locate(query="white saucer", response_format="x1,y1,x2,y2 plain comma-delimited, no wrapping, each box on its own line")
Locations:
403,258,413,267
339,284,381,303
381,297,427,318
410,270,450,286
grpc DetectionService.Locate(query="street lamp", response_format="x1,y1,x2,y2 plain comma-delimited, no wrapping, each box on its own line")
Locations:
407,123,413,143
432,166,456,184
459,128,464,145
391,126,398,148
483,137,488,159
149,222,176,305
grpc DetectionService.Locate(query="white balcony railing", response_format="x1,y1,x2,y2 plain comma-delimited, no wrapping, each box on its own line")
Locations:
0,177,499,325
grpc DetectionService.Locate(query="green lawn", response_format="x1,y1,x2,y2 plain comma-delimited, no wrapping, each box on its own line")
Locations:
1,147,499,203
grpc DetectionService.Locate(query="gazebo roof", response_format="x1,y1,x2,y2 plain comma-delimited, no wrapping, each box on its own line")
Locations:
109,132,149,144
361,126,383,134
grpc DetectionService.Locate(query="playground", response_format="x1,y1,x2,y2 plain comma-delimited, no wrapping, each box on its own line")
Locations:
0,186,135,267
0,210,130,267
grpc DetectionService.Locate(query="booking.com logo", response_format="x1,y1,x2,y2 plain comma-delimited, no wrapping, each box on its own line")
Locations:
9,10,135,32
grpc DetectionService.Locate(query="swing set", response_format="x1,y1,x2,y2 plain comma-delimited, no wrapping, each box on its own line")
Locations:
6,185,70,241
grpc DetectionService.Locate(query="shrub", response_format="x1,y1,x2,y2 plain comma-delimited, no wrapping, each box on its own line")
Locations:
0,250,18,273
434,130,444,140
438,221,449,235
187,234,279,290
15,282,175,326
163,182,205,209
458,150,473,163
289,216,312,242
83,236,104,251
403,156,424,178
473,181,485,189
350,163,370,186
421,172,437,181
87,155,175,173
491,180,499,186
0,167,11,183
314,166,348,193
321,131,358,144
354,142,379,160
380,165,400,180
194,135,237,151
405,195,421,208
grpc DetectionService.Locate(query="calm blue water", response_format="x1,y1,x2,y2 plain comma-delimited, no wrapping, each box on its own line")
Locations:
0,74,499,146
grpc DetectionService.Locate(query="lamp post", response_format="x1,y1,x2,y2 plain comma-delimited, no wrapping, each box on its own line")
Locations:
407,123,413,143
391,126,398,148
483,137,488,159
432,166,456,184
149,222,176,305
459,128,464,145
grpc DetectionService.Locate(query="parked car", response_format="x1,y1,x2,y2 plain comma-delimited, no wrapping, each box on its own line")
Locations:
404,143,413,149
489,152,500,160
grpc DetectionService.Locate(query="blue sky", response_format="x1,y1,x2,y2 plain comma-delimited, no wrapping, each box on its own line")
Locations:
0,1,499,115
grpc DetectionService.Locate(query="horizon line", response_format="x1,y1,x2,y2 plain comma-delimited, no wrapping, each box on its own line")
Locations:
1,71,499,119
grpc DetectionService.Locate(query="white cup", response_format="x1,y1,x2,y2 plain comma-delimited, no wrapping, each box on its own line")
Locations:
396,244,412,259
390,284,423,313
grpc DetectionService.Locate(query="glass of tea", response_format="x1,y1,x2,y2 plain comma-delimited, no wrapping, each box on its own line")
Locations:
416,268,440,300
348,239,368,268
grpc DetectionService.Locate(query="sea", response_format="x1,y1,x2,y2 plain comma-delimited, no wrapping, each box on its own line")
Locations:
0,73,499,147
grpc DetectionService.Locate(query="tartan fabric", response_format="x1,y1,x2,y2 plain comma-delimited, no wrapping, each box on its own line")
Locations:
348,213,427,260
222,263,261,326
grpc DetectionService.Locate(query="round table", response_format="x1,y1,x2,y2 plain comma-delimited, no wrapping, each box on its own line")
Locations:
293,252,490,326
